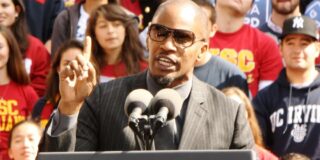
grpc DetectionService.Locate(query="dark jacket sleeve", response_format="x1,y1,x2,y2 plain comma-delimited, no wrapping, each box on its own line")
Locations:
40,91,99,152
74,91,100,151
43,126,77,151
40,111,77,152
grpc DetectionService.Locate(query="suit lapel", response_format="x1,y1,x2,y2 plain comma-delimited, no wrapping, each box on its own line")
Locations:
179,77,208,149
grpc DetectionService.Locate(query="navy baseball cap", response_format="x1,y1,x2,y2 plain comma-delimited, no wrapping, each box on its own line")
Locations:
281,16,319,40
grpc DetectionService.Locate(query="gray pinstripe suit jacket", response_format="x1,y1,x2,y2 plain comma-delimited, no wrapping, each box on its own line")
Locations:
44,71,254,151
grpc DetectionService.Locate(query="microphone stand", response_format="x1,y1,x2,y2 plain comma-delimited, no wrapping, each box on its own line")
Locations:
128,115,147,150
141,114,167,150
129,115,166,150
142,116,153,150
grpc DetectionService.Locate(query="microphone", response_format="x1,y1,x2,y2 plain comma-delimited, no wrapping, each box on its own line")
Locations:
149,89,183,126
124,89,153,124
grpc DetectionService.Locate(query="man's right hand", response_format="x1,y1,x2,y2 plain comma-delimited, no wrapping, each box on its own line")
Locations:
58,36,97,115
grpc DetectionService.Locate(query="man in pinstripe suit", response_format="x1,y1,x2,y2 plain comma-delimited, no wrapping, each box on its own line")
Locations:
43,0,254,151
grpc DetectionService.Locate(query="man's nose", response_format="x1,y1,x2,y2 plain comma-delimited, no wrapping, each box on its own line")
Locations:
293,45,303,54
161,34,177,51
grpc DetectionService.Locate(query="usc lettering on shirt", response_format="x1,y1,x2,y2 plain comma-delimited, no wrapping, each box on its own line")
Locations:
0,99,26,132
211,48,255,84
210,25,283,96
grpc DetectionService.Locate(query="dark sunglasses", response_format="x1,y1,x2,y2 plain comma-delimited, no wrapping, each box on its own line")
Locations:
148,24,205,48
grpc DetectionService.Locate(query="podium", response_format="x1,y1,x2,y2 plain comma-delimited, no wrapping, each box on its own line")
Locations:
38,150,255,160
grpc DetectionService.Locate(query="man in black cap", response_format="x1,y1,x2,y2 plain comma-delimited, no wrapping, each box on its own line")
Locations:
253,16,320,159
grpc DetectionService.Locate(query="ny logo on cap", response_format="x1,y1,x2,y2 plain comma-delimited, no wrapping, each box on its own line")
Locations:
292,17,304,29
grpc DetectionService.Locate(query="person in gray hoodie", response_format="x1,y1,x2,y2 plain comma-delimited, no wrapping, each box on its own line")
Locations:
253,16,320,159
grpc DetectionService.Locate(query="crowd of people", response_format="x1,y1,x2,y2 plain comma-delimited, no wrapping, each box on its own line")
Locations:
0,0,320,159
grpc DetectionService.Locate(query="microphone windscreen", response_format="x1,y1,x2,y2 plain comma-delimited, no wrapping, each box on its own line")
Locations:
124,89,153,117
150,88,183,120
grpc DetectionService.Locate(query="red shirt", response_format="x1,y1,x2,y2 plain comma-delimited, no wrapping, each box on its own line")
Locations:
120,0,141,17
24,35,50,97
210,24,283,97
100,61,148,83
0,81,38,160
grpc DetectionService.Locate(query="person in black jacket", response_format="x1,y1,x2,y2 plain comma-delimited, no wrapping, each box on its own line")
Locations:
253,16,320,159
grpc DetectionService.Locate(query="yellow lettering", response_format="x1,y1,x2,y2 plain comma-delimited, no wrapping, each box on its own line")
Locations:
0,116,5,131
5,116,13,131
210,48,256,83
0,115,26,132
7,100,18,115
13,115,25,124
238,50,255,72
220,49,238,65
210,48,221,56
0,100,8,115
0,100,19,116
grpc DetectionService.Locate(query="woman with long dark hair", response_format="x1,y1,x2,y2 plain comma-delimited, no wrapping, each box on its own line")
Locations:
32,40,85,129
0,0,50,96
86,4,147,82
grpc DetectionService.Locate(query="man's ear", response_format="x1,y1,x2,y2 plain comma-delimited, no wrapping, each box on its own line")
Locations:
196,42,208,62
279,41,284,57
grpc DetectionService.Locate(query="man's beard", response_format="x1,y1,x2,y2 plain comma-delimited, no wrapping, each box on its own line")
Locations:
272,1,299,15
155,76,175,87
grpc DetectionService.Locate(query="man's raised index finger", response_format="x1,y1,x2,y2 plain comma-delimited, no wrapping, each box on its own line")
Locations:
84,36,92,61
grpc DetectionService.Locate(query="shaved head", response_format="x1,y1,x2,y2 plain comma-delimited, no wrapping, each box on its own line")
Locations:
152,0,209,40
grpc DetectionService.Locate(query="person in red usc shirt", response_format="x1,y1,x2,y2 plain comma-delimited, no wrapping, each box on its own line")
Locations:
86,4,148,83
0,0,50,97
211,0,283,97
0,26,38,160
